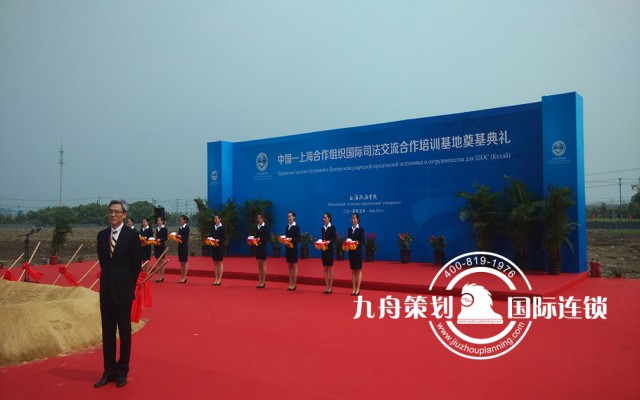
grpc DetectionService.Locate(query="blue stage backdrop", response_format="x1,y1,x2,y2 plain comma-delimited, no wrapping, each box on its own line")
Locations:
207,92,586,273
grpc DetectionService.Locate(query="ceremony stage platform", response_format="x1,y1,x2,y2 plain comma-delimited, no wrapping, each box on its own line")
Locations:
1,256,637,399
159,254,589,299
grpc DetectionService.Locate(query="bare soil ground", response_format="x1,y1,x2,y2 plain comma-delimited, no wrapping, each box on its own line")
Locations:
587,229,640,278
0,225,638,278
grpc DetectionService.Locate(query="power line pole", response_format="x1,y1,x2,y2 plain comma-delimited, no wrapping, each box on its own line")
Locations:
59,146,64,206
619,178,622,206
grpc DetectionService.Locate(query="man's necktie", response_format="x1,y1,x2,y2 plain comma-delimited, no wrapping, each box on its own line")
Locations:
110,230,118,256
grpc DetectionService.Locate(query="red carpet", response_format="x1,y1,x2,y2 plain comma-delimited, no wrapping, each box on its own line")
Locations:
1,256,638,399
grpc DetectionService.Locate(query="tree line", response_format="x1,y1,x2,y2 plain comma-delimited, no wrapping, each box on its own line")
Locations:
1,191,638,227
587,191,640,220
0,201,184,226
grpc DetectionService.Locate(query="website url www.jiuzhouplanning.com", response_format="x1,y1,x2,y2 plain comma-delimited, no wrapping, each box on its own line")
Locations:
436,321,526,357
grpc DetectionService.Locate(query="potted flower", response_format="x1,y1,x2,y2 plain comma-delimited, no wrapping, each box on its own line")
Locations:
300,232,313,259
270,232,281,258
398,232,413,263
335,234,345,261
365,233,377,262
429,235,446,266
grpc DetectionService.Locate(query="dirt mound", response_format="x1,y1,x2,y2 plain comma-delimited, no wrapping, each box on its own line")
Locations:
0,280,144,367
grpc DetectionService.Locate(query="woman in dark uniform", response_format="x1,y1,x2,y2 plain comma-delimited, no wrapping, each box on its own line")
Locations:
154,216,168,282
285,211,300,291
254,213,269,288
210,214,225,286
321,212,336,294
347,213,364,295
177,215,190,284
139,218,153,271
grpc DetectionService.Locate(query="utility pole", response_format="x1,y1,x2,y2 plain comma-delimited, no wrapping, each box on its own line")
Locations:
619,178,622,206
59,146,64,206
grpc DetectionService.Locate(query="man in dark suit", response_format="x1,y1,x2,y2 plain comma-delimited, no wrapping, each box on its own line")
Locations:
94,199,142,388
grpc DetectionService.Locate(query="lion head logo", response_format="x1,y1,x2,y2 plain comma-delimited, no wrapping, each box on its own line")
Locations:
457,283,503,324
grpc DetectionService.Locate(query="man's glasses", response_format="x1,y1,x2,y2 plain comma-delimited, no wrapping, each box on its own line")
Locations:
108,210,124,215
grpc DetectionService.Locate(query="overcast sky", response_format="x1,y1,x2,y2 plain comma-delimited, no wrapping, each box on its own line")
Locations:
1,1,639,214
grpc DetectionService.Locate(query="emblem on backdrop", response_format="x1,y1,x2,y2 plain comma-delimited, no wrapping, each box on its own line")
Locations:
256,152,268,172
551,140,566,157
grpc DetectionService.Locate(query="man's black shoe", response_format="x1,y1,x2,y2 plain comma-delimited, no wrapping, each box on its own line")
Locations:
94,376,114,388
116,376,127,388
